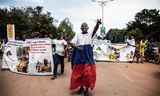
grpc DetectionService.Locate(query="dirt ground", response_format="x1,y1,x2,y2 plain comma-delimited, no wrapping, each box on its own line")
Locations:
0,59,160,96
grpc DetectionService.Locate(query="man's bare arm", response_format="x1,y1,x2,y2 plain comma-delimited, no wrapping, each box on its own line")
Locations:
92,19,102,38
68,42,83,51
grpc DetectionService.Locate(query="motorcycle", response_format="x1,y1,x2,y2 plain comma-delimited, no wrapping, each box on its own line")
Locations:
154,52,160,64
154,47,160,64
144,47,160,64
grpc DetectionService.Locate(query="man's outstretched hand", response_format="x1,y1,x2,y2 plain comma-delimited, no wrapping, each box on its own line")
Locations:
92,19,102,37
97,19,102,25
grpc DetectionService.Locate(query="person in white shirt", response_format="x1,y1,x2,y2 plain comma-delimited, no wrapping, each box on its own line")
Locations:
51,35,67,79
126,35,135,47
69,19,101,96
126,35,136,63
0,40,5,54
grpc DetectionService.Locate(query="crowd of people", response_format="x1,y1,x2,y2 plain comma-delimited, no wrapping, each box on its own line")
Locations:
48,19,159,96
126,36,160,64
49,19,101,96
1,19,160,96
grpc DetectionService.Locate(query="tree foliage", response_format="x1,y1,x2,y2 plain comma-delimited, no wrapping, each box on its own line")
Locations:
57,18,75,40
126,9,160,41
128,28,143,41
0,6,75,40
105,28,127,43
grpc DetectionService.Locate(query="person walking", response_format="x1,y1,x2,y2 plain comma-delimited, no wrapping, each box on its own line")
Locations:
51,35,67,80
126,35,136,63
133,41,140,63
146,38,154,55
139,39,147,63
69,19,101,96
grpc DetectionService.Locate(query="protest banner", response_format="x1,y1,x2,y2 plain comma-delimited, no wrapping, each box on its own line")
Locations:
93,40,135,62
2,38,53,75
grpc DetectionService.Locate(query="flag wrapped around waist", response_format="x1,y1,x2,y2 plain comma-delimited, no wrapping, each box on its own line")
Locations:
70,45,96,90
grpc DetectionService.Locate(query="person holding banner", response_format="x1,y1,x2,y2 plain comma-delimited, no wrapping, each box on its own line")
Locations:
51,35,67,80
69,19,101,96
133,41,140,63
126,35,135,47
0,40,5,55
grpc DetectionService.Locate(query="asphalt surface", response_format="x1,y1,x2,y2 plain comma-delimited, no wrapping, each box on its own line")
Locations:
0,59,160,96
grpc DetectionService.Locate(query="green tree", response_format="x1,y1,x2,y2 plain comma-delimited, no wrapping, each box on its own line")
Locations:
0,8,8,38
0,6,57,39
57,18,75,41
105,28,127,43
26,6,57,38
126,9,160,41
128,28,143,41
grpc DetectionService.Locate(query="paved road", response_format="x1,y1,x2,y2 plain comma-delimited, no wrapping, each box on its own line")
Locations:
0,59,160,96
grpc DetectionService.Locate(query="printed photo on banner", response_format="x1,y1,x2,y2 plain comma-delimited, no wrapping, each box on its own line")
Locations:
2,38,53,75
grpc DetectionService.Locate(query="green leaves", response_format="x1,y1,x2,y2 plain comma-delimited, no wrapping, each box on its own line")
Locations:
57,18,75,41
0,6,75,41
126,9,160,41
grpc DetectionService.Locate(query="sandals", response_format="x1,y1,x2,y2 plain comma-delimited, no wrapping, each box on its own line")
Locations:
84,90,90,96
77,86,84,94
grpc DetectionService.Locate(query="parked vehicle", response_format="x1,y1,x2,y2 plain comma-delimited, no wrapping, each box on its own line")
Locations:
154,47,160,64
144,47,160,64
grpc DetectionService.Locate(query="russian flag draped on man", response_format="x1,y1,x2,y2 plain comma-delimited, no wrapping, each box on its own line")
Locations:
70,32,96,90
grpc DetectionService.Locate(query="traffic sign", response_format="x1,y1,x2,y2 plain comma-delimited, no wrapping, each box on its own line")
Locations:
100,26,105,36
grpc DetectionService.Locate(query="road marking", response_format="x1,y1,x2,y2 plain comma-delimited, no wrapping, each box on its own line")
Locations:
115,65,134,82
